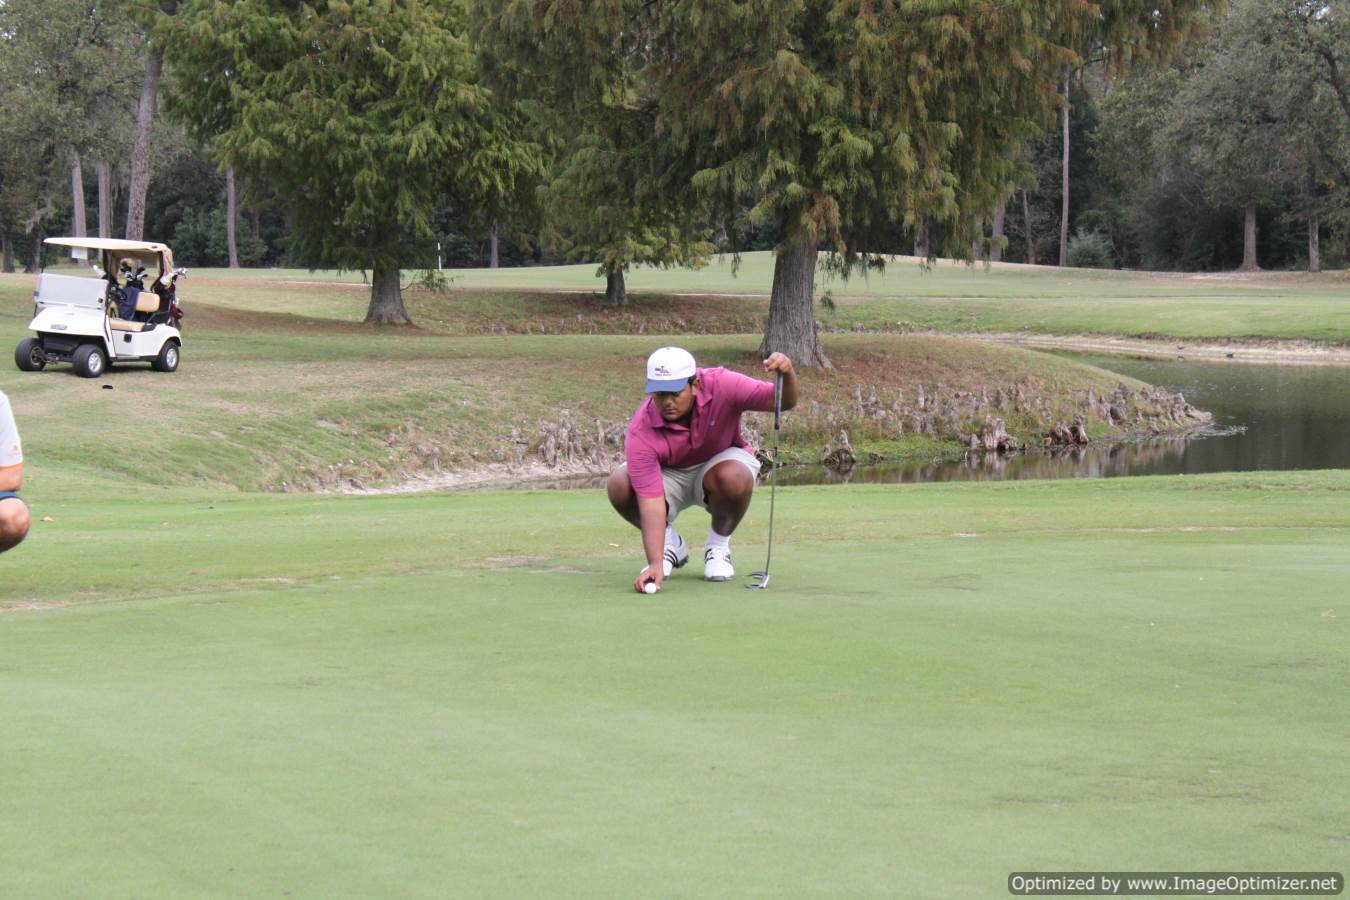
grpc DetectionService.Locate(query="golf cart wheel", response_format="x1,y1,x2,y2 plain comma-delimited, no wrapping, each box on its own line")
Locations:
71,343,107,379
152,340,180,373
14,338,46,372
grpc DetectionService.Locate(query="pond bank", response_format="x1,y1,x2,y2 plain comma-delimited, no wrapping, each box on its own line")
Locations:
979,332,1350,366
339,346,1350,495
322,335,1223,496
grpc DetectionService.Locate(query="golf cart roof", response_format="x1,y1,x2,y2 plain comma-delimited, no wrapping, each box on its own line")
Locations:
45,236,175,272
45,237,170,254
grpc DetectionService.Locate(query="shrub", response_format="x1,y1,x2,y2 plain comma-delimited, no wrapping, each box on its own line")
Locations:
1067,228,1115,268
172,207,268,267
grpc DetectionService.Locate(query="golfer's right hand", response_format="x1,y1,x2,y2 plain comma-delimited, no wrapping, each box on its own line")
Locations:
635,566,663,594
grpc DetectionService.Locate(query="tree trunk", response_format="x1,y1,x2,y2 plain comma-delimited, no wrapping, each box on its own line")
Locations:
1058,66,1071,267
605,266,627,306
1239,203,1259,271
990,203,1006,262
489,221,500,269
1,233,14,274
225,167,240,268
712,222,730,251
70,152,87,238
1022,189,1035,265
364,260,412,325
914,217,928,258
25,229,43,273
125,48,164,240
21,194,53,273
97,160,112,238
1307,213,1320,273
761,232,830,369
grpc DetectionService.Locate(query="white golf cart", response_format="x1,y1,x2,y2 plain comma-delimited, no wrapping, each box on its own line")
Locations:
14,237,184,378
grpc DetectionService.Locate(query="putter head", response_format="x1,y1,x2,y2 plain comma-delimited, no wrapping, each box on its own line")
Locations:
745,571,770,589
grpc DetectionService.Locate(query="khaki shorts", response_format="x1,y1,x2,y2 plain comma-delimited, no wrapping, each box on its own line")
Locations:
651,446,761,523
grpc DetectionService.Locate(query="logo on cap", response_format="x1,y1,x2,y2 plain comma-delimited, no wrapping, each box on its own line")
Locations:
645,346,697,393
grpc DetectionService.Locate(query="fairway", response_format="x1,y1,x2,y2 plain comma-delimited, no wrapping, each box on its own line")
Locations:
434,254,1350,343
77,253,1344,343
3,473,1347,897
9,253,1349,351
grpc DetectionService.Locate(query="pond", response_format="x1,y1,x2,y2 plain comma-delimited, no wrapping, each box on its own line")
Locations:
776,353,1350,485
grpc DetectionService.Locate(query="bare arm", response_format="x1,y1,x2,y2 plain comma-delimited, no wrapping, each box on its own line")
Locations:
0,464,22,493
633,494,667,593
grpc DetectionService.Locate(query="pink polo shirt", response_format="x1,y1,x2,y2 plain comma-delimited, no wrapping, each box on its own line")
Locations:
624,366,776,497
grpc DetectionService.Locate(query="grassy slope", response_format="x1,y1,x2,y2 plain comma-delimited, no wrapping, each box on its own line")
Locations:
3,472,1348,897
2,275,1155,491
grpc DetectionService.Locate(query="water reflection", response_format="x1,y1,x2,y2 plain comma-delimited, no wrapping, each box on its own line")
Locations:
776,428,1248,486
1059,354,1350,474
778,352,1350,485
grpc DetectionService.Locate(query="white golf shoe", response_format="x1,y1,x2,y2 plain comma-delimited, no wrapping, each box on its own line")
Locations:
703,545,734,582
663,529,689,577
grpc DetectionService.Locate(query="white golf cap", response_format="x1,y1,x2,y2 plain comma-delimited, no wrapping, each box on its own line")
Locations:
645,346,697,393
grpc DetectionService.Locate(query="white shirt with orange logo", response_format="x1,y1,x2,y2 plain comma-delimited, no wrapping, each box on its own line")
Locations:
0,390,22,469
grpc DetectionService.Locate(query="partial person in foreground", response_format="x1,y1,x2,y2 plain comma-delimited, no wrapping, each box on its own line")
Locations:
0,389,31,554
608,347,798,594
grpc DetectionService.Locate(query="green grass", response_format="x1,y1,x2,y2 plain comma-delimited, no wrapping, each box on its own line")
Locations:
438,253,1350,342
3,471,1347,896
2,258,1347,895
13,251,1349,344
119,250,1345,300
25,251,1335,341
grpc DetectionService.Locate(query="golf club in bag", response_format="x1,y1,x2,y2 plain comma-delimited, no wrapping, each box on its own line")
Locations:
747,371,783,589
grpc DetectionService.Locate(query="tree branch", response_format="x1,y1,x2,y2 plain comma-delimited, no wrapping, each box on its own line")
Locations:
1315,46,1350,122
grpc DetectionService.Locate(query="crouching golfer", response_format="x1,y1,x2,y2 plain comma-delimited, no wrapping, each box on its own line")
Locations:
609,347,797,593
0,389,30,554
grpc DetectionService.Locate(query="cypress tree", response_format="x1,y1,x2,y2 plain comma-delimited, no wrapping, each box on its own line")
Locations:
477,0,1212,365
164,0,540,324
538,129,714,306
474,2,711,307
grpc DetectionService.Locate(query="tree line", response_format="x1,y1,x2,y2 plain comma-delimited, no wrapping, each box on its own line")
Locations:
1,1,1344,366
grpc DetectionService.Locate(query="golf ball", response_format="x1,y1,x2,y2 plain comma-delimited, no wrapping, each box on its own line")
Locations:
643,583,658,594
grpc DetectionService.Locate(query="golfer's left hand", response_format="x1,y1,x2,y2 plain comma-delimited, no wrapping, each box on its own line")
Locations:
762,352,794,376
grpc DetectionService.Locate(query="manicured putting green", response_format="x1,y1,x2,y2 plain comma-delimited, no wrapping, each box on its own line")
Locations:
3,472,1346,896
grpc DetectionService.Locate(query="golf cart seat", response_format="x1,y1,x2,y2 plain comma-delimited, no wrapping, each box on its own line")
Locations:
109,289,162,332
140,286,174,325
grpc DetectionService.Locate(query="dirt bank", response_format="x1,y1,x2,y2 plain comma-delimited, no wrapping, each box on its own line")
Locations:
976,332,1350,366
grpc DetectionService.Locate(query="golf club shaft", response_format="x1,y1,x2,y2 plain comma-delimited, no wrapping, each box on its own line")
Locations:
764,371,781,574
774,371,782,430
